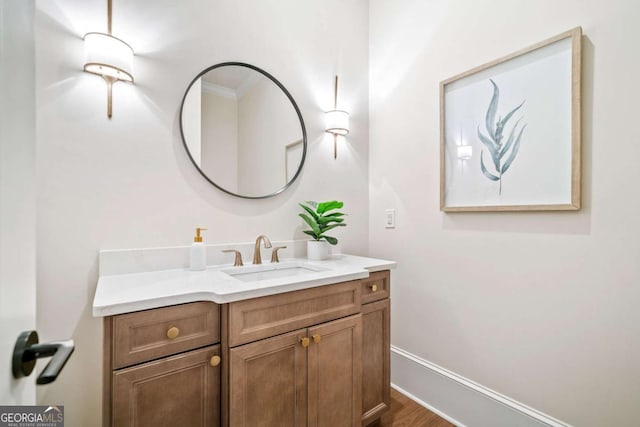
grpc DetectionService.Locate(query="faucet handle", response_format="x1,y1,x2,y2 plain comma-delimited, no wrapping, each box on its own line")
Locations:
222,249,243,267
270,246,287,263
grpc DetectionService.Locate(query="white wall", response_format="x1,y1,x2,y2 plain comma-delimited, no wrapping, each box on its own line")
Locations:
182,77,202,164
34,0,369,424
201,90,238,192
369,0,640,426
0,0,36,405
237,76,301,196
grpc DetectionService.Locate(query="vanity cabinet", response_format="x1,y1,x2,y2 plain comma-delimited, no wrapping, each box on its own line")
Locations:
112,345,220,426
228,329,307,426
224,279,363,427
360,272,391,425
104,301,221,426
308,315,363,427
228,315,362,427
223,271,390,427
103,271,391,427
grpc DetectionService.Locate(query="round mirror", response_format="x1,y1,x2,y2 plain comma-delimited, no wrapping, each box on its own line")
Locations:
180,62,307,199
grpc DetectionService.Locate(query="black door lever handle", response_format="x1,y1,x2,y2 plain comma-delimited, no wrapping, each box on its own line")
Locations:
12,330,75,385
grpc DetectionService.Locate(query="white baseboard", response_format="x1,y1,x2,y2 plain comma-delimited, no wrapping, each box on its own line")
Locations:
391,346,572,427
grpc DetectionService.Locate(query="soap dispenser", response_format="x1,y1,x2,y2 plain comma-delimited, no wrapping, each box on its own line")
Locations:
190,227,207,271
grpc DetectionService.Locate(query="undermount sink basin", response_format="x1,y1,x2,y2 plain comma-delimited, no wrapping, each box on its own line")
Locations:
221,261,329,283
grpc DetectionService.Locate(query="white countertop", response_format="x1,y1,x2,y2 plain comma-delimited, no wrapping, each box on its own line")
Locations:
93,254,396,317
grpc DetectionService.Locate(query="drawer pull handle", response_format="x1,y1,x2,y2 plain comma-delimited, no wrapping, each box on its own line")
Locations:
312,334,321,344
370,284,378,292
210,355,221,367
300,337,310,348
166,327,180,340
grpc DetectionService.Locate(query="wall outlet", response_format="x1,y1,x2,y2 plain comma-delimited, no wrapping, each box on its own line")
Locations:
385,209,396,228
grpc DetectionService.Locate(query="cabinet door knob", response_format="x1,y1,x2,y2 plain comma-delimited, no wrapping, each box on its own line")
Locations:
370,284,378,292
166,327,180,340
210,355,221,367
300,337,310,348
312,334,321,344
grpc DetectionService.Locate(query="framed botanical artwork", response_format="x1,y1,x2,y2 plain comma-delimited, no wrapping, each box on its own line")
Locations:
440,27,582,212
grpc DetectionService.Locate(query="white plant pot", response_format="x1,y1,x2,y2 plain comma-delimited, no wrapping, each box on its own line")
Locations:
307,240,330,261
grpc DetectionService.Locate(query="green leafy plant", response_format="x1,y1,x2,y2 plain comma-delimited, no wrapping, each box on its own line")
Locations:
478,79,527,195
299,200,347,245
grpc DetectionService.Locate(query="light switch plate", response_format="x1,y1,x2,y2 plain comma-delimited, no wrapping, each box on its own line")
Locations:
385,209,396,228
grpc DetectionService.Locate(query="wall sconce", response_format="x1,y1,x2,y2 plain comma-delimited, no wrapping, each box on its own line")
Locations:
83,0,134,119
457,145,473,159
325,76,350,159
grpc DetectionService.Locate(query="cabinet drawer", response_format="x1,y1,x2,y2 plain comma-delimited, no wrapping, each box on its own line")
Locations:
361,271,390,305
228,281,361,347
112,301,219,369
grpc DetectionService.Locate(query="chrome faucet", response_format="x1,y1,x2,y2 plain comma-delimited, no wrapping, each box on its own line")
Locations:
252,235,272,265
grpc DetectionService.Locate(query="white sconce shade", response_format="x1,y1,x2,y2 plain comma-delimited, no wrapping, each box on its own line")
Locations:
326,75,349,159
457,145,473,160
325,110,350,136
83,32,134,82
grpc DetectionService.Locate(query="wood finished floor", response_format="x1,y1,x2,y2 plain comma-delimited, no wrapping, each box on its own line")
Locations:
377,389,455,427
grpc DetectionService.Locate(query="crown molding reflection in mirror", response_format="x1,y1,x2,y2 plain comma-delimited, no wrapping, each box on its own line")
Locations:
179,62,307,199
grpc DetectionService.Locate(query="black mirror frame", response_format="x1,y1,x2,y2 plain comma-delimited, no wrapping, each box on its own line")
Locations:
179,62,307,199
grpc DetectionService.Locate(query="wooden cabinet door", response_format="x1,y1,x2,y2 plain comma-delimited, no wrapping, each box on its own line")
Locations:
308,314,362,427
361,299,390,426
112,345,221,427
229,329,308,427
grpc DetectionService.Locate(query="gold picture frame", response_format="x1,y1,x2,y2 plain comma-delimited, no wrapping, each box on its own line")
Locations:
440,27,582,212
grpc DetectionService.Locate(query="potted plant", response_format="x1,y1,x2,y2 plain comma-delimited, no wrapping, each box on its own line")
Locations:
299,200,347,260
